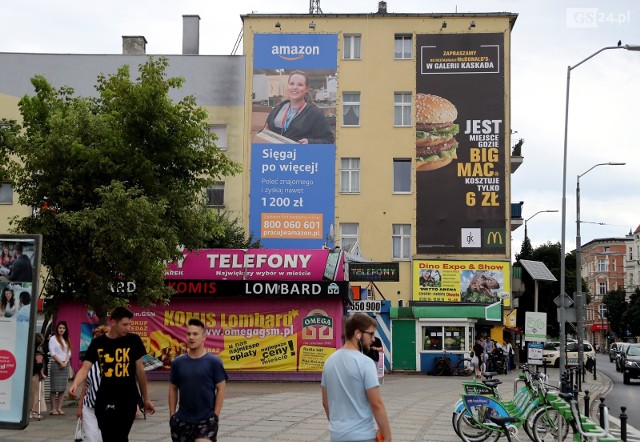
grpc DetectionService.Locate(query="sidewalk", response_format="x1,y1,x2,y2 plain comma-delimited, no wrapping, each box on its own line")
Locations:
0,367,615,442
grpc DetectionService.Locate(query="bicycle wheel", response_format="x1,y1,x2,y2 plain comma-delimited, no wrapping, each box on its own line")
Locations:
530,407,570,442
455,358,474,376
454,411,501,442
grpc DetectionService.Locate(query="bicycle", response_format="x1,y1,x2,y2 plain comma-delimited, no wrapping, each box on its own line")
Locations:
433,350,473,376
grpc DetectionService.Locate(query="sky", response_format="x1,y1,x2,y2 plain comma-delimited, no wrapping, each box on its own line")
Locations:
2,0,639,260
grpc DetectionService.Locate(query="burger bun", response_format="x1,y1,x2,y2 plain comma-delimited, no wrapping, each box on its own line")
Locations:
416,157,453,172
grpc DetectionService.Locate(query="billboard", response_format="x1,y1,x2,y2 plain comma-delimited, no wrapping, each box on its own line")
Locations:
415,33,506,255
57,298,342,373
166,248,344,281
250,34,338,248
412,259,510,303
0,235,42,430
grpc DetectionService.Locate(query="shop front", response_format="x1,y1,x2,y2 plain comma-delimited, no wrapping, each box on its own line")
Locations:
56,249,349,381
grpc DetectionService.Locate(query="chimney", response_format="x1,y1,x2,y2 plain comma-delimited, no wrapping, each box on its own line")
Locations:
182,15,200,55
377,1,387,13
122,36,147,55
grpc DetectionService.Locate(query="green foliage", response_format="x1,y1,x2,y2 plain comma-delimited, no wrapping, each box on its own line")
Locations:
202,211,261,249
0,57,242,320
623,288,640,337
603,288,629,338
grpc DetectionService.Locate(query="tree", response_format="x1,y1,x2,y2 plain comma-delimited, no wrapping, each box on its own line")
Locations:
202,211,261,249
622,288,640,337
0,58,241,321
603,288,628,338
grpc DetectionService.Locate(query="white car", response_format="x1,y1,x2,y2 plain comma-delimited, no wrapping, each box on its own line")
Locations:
542,340,595,367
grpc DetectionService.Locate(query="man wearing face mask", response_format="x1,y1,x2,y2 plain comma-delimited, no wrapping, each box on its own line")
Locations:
321,313,392,441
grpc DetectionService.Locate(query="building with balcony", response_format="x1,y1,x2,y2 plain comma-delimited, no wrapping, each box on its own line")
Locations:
624,225,640,295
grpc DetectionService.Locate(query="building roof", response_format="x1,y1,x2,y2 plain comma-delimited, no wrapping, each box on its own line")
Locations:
580,237,632,251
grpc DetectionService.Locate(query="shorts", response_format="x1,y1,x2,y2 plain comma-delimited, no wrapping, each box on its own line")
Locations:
170,414,219,442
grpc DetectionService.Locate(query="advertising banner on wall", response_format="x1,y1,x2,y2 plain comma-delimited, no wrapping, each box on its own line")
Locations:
250,34,338,248
57,297,342,374
415,33,506,255
0,235,42,430
412,259,510,304
166,248,345,281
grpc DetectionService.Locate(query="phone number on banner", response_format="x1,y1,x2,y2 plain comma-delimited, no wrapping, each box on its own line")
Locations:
261,213,322,239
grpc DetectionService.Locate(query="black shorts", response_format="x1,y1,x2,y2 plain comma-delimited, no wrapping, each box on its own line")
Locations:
170,414,219,442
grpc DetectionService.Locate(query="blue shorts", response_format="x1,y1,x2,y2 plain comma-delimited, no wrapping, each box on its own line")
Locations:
170,414,219,442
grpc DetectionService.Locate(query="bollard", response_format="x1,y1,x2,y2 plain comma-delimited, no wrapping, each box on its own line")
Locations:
593,356,597,380
583,390,590,417
542,360,548,376
620,406,627,442
599,397,609,431
577,365,582,391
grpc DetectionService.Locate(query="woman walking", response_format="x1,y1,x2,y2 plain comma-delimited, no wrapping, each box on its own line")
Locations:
48,321,72,415
30,333,48,418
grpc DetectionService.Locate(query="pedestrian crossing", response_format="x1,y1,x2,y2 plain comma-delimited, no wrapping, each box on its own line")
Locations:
607,414,640,442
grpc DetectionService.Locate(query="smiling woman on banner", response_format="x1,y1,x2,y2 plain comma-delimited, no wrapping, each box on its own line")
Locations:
263,70,334,144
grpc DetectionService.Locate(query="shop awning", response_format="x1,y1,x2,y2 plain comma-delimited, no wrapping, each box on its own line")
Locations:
590,323,609,332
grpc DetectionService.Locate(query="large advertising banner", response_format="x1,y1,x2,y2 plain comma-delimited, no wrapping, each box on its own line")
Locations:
412,259,510,304
57,297,342,373
0,235,42,430
166,248,344,281
415,34,506,255
250,34,337,248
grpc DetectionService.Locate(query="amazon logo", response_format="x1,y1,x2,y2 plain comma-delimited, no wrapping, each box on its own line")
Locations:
271,44,320,61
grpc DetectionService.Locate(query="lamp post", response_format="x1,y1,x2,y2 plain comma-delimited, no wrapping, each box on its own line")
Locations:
575,162,625,380
524,210,559,244
559,43,640,379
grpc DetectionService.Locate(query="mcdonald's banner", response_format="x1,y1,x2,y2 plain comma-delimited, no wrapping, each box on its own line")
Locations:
412,259,510,304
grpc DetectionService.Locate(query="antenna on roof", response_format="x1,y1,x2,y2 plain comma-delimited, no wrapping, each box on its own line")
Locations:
309,0,322,14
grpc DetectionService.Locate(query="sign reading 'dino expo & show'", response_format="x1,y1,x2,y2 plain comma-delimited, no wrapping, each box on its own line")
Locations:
249,34,338,248
412,259,510,305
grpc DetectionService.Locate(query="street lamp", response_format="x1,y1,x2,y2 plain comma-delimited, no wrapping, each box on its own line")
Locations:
524,210,559,244
559,42,640,378
575,162,625,378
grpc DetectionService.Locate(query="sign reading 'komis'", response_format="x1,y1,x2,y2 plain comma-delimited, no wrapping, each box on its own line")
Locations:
271,44,320,61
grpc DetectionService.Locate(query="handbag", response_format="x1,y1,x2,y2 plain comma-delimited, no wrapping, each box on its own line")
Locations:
68,364,75,380
74,418,84,441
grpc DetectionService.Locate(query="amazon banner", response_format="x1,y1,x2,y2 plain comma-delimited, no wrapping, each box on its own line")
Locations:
249,34,337,248
415,33,507,256
413,259,510,304
56,298,342,373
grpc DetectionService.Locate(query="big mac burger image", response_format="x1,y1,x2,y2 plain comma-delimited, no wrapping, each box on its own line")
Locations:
416,93,459,171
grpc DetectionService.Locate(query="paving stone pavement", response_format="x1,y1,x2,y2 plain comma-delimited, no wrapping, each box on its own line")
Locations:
0,367,616,442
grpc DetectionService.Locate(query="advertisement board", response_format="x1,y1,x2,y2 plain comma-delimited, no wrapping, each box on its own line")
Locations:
57,297,343,374
412,259,510,303
250,34,338,248
0,235,42,430
415,33,506,255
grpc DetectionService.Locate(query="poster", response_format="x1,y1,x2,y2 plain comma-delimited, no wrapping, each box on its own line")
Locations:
412,259,510,303
0,235,42,430
57,297,342,373
415,33,506,255
249,34,338,248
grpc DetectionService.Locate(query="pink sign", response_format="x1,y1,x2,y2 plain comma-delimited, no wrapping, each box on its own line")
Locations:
166,249,344,281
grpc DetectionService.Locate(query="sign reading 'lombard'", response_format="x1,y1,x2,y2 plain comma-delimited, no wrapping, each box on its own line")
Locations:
348,262,400,282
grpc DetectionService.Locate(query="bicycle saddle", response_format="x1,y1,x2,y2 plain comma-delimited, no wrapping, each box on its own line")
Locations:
482,371,498,378
483,379,502,388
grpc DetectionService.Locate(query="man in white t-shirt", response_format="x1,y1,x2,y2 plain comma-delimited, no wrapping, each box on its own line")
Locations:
321,313,391,442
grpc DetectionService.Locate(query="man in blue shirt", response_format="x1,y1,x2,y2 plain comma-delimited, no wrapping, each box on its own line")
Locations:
321,313,391,441
169,318,228,442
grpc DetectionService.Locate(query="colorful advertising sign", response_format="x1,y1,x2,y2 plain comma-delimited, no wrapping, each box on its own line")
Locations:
250,34,338,248
57,297,342,374
415,34,506,255
412,259,510,303
0,235,42,430
348,262,400,282
166,248,344,281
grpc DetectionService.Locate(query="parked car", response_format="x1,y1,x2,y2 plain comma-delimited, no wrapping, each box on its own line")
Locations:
615,343,631,372
620,343,640,384
542,340,595,367
609,342,621,362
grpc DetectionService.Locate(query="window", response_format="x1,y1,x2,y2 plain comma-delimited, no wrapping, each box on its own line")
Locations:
598,281,607,295
0,182,13,204
393,159,411,193
613,259,616,272
208,125,227,151
340,158,360,193
344,35,361,60
392,224,411,260
340,223,359,250
604,246,610,253
629,247,633,260
342,92,361,126
599,304,607,319
422,326,466,351
394,34,412,59
205,182,224,207
394,92,412,126
598,259,607,272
